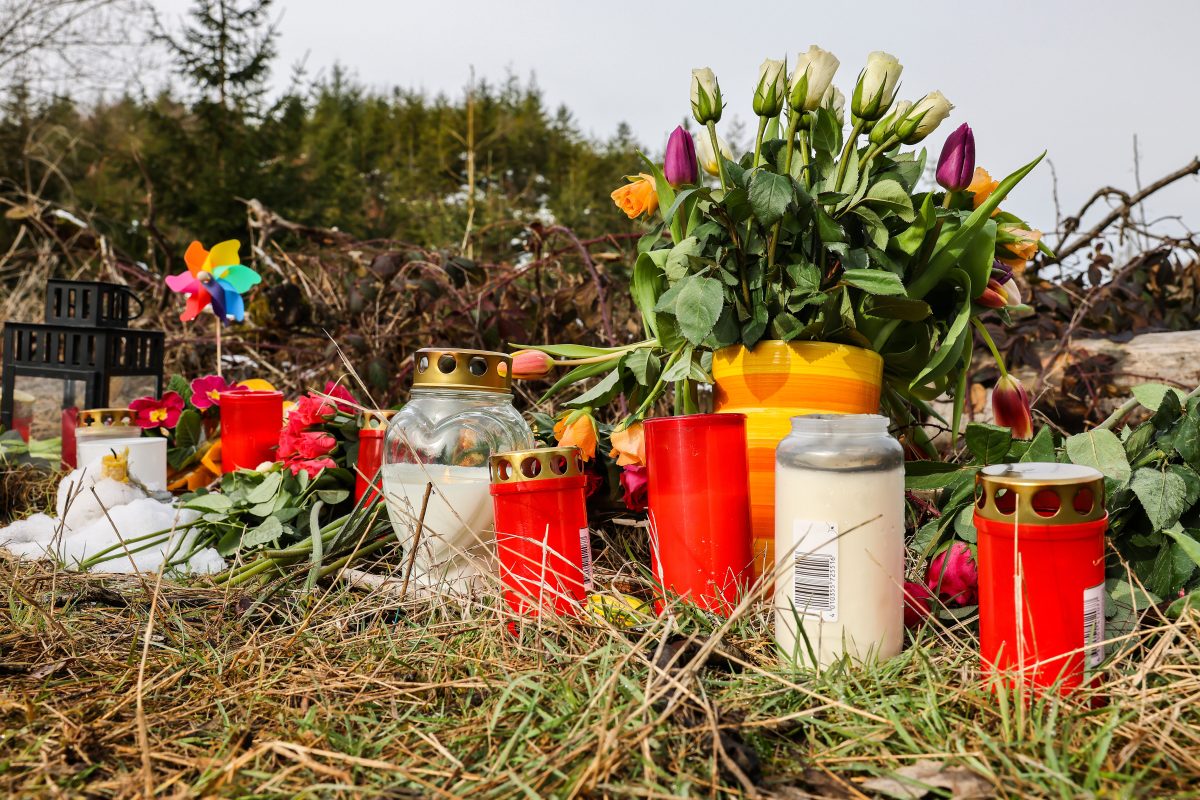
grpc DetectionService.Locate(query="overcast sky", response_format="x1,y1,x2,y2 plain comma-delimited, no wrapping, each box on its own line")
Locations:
154,0,1200,250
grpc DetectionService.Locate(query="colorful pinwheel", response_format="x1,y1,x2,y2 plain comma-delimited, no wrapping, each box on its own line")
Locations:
165,240,261,323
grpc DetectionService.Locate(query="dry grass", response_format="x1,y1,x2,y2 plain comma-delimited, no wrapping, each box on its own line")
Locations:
2,538,1199,800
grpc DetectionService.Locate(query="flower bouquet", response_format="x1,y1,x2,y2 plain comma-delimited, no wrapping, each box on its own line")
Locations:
519,47,1047,457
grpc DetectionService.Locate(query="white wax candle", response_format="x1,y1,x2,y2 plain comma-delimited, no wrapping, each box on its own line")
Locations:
77,437,168,492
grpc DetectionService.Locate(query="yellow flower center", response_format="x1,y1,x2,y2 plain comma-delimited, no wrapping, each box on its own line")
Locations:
150,408,168,423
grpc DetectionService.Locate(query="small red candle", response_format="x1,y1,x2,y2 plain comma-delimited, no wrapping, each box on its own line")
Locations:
489,446,591,618
354,412,394,503
643,413,753,615
975,463,1107,696
219,389,283,471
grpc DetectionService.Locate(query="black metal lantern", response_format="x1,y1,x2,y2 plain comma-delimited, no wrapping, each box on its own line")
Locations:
1,280,164,462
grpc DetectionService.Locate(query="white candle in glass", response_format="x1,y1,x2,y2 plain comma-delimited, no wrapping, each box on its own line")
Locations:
77,437,168,491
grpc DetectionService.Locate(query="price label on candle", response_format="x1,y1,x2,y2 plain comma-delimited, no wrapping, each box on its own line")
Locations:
579,527,593,592
792,520,839,622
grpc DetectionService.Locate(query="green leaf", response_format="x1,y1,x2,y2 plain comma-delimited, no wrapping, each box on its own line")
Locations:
1163,526,1200,570
242,516,284,549
623,349,660,386
1173,406,1200,469
631,251,666,338
664,236,702,283
1021,425,1056,463
895,194,934,256
184,493,232,513
538,359,616,404
863,295,931,321
1065,429,1131,486
862,179,915,222
911,269,971,389
815,204,845,243
965,423,1013,464
564,369,622,409
841,269,906,297
175,409,203,452
851,205,889,250
513,343,631,359
673,275,725,345
1131,467,1189,531
787,261,821,294
748,170,793,227
662,349,694,382
961,218,997,298
245,471,283,504
1133,382,1187,412
811,108,841,156
317,489,350,505
904,462,969,491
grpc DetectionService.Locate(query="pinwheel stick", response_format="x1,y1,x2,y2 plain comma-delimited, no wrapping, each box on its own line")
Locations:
214,314,223,378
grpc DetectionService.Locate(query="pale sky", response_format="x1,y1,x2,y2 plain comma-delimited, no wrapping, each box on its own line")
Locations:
152,0,1200,255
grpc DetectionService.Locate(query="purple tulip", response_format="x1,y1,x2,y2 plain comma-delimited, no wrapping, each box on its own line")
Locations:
936,123,975,192
663,125,698,188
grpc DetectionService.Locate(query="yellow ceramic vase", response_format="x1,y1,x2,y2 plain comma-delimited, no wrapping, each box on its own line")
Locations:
712,340,884,580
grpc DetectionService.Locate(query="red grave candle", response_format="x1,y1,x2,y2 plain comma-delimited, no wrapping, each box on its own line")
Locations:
643,413,754,615
219,389,283,471
489,446,591,618
975,463,1108,696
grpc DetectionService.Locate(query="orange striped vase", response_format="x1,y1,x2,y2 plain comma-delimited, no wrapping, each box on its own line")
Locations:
712,341,884,581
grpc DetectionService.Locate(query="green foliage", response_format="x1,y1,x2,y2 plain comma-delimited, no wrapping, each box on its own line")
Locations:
906,384,1200,618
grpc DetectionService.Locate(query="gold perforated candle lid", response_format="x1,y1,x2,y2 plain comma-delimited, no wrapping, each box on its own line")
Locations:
361,409,397,430
490,446,585,484
975,462,1106,525
76,408,136,436
412,348,511,392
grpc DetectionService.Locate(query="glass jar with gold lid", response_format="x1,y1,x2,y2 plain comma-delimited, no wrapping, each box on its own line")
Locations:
382,348,534,593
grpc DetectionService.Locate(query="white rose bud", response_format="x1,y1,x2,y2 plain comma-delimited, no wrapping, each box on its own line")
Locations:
752,57,788,117
696,131,734,177
869,100,911,145
896,90,953,144
851,50,903,121
821,85,846,125
691,67,723,125
788,45,840,113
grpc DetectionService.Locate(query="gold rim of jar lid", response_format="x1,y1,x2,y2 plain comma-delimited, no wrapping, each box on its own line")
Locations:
974,462,1106,525
412,348,512,392
490,446,585,484
361,409,397,430
77,408,136,430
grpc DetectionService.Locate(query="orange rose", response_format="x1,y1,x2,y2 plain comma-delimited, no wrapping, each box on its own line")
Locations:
609,421,645,467
610,173,659,219
997,226,1042,270
968,167,999,211
554,411,599,461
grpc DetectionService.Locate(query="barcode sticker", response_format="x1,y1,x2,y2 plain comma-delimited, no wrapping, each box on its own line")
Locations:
579,527,593,592
1083,582,1105,669
792,520,839,622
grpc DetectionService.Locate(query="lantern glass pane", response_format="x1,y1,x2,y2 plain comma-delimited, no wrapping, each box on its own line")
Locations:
107,375,159,408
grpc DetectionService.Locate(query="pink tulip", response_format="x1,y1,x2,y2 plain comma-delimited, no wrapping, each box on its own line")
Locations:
926,542,978,607
511,349,555,380
992,374,1033,440
904,580,934,628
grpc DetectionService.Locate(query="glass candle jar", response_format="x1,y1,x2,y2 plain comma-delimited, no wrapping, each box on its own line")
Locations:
774,414,904,668
383,348,533,593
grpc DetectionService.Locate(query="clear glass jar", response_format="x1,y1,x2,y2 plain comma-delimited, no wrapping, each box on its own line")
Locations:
382,348,533,593
774,414,904,668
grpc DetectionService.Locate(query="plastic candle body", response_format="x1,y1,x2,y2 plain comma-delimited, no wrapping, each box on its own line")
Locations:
382,349,533,594
643,414,753,615
774,414,904,668
354,413,394,503
219,390,283,470
974,463,1107,695
77,436,168,491
489,447,591,617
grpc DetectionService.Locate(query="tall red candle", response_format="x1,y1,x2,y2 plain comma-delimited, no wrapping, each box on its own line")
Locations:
975,463,1107,696
489,446,591,618
219,389,283,471
643,414,753,615
354,411,395,503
